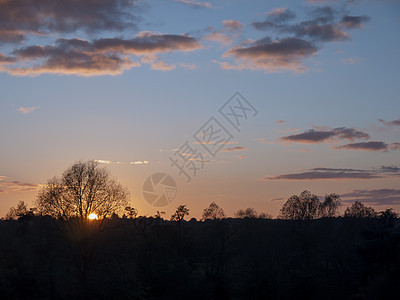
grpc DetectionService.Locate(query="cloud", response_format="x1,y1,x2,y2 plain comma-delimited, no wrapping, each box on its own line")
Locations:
0,176,41,194
204,32,234,46
0,0,140,44
265,166,400,181
266,8,296,23
130,161,149,165
341,189,400,206
281,127,369,144
174,0,214,9
239,4,369,73
222,20,243,31
379,118,400,127
335,141,389,152
95,160,113,164
204,20,243,46
220,37,317,73
4,33,202,76
341,15,370,29
17,106,39,114
222,146,249,152
389,143,400,150
93,32,201,55
252,6,352,43
342,57,356,64
276,120,286,124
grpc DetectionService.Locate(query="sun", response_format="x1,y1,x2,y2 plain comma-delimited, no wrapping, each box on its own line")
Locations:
88,213,98,220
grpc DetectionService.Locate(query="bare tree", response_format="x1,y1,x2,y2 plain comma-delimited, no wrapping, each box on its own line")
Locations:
202,202,225,221
344,201,376,218
319,193,341,218
36,160,129,220
279,190,320,220
5,200,34,220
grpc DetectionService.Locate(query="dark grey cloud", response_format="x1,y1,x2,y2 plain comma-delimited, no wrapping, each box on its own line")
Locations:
265,165,400,181
281,127,369,143
0,0,141,44
341,189,400,205
234,4,369,73
221,37,317,72
335,141,389,151
379,118,400,127
266,170,379,180
341,15,370,28
252,6,368,43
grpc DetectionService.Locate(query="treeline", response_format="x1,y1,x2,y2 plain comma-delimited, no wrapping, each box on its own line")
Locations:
2,161,399,298
0,213,399,299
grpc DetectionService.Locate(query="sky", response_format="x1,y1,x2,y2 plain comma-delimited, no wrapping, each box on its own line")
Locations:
0,0,399,219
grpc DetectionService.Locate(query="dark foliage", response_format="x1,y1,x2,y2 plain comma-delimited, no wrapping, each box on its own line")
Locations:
0,215,399,299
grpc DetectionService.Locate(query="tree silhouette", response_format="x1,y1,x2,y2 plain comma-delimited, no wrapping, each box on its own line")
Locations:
202,202,225,221
279,190,320,220
171,204,189,228
5,200,35,220
319,193,341,217
234,207,257,218
36,160,129,220
344,200,376,218
125,206,138,219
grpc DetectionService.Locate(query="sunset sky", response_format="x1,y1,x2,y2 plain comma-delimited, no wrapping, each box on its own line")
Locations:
1,0,399,219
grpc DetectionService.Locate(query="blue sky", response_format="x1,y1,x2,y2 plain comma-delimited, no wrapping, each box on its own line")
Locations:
0,0,399,218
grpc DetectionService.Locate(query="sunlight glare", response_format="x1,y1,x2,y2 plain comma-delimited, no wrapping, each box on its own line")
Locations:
88,213,98,220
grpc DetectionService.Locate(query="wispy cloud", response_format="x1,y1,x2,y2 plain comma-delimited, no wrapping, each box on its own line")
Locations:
174,0,214,9
341,189,400,206
342,57,356,64
222,146,249,152
281,127,369,144
264,166,400,181
379,118,400,127
130,161,149,165
334,141,400,152
17,106,39,114
204,20,243,46
0,176,41,194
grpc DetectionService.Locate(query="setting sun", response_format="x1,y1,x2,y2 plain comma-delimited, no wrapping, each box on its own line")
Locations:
88,213,98,220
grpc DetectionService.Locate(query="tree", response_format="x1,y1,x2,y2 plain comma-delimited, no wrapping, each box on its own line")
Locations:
170,205,189,227
125,206,138,219
5,200,35,220
202,202,225,221
36,160,129,220
378,208,397,227
344,201,376,218
279,190,320,220
234,207,257,218
319,193,341,218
